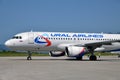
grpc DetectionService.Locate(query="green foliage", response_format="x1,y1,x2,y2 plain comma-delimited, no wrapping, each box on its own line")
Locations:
0,51,49,57
85,52,117,56
0,51,118,57
95,52,117,56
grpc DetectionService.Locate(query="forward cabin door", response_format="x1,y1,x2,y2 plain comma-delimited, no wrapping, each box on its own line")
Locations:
28,32,34,44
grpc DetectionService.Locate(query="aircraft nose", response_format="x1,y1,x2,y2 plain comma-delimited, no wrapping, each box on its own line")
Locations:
5,40,11,47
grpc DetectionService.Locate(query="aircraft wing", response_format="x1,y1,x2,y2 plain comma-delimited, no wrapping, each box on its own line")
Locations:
75,40,120,49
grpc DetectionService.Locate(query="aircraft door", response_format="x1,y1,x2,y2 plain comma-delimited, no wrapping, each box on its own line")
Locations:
28,32,34,44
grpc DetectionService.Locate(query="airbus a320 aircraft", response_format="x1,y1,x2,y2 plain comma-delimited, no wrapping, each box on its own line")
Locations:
5,31,120,60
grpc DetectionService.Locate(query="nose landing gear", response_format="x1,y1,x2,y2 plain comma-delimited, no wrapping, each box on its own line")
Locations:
27,51,32,60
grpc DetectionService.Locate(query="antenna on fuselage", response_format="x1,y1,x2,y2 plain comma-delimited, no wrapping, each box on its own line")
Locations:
30,30,33,32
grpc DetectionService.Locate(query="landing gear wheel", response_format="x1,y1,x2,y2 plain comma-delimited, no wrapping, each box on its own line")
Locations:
27,56,32,60
27,51,32,60
118,54,120,58
76,56,82,60
89,55,97,61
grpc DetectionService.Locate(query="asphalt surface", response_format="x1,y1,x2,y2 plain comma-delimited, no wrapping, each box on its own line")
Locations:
0,56,120,80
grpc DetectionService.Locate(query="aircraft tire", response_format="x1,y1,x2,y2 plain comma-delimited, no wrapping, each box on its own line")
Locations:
89,55,97,61
118,55,120,58
76,56,82,60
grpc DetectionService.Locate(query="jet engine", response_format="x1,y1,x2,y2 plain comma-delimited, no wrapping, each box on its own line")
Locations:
49,51,65,57
65,46,87,57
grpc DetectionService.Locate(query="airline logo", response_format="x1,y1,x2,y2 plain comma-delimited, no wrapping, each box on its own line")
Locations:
50,33,103,38
34,33,103,38
34,35,51,47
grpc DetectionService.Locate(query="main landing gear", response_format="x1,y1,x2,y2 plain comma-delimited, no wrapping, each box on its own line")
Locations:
76,56,83,60
89,48,97,61
75,54,97,61
89,54,97,60
27,51,32,60
118,54,120,58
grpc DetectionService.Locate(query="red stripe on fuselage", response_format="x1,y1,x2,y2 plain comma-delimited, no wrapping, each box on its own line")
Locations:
40,36,51,46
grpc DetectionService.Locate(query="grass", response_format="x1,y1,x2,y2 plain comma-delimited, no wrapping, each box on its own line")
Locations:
0,51,49,57
85,52,118,56
0,51,118,57
94,52,118,56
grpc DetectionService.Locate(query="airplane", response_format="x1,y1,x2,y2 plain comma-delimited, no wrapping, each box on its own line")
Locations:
5,31,120,60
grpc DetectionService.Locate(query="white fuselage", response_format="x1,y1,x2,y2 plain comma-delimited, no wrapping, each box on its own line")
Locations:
5,32,120,52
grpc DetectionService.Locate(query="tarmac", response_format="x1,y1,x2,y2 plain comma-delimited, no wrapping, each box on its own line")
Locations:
0,56,120,80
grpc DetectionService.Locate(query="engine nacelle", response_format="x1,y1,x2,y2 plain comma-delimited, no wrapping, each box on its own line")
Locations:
65,46,87,57
49,51,65,57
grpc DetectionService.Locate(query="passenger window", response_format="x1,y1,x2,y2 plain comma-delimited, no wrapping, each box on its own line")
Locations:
74,38,76,40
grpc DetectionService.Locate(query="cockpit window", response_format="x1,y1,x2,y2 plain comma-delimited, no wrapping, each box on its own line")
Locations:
12,36,22,39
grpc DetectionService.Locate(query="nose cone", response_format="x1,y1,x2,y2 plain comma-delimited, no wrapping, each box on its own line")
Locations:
5,40,11,47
